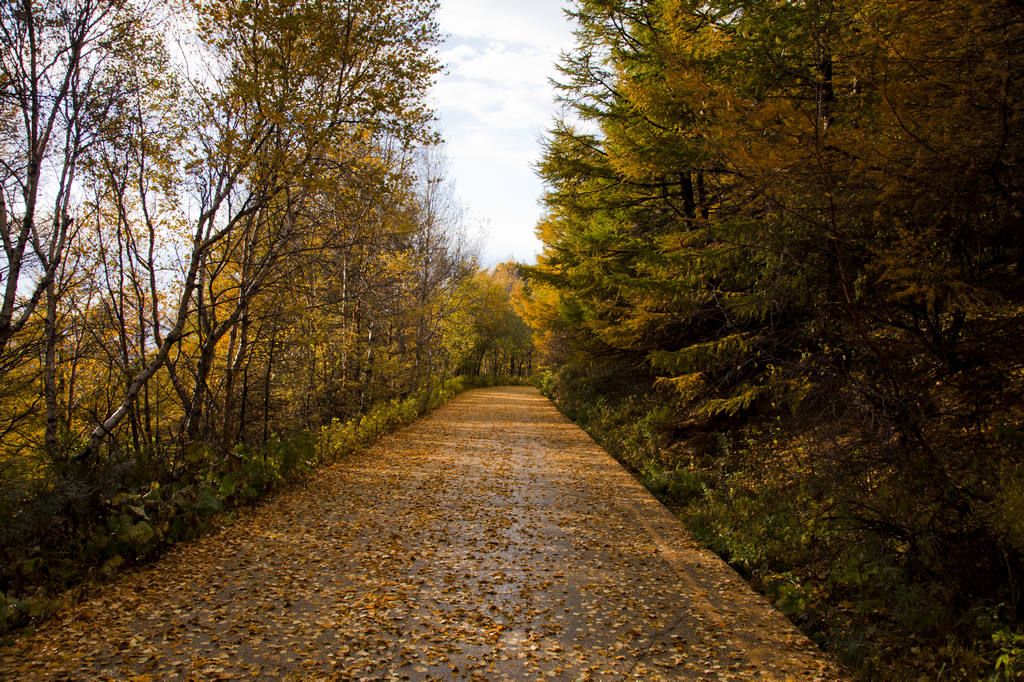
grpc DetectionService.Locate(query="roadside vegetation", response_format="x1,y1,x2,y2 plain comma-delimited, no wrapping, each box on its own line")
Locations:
521,1,1024,678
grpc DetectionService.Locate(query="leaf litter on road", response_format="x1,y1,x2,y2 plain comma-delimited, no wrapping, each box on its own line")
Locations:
1,387,843,680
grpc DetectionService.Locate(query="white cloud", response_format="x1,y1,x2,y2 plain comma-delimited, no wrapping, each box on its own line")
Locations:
430,2,576,265
442,42,554,87
434,80,551,133
436,0,573,51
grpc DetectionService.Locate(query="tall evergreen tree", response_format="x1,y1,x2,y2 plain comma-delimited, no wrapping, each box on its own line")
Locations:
525,0,1024,672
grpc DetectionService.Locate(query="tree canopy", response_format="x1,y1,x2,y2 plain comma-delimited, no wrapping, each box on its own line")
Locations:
524,0,1024,676
0,0,533,630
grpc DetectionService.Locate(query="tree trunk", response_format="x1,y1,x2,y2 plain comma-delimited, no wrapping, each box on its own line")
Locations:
221,311,251,453
262,333,276,444
43,278,60,457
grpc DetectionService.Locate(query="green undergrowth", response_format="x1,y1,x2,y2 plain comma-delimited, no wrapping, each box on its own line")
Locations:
0,374,516,638
538,368,1024,681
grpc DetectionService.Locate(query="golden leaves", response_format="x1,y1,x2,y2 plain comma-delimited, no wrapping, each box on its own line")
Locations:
2,388,840,680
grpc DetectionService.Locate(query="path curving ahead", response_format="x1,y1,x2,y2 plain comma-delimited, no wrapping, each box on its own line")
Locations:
2,387,843,680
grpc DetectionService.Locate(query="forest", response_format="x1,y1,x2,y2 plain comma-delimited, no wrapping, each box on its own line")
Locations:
521,0,1024,678
4,0,1024,679
0,0,532,634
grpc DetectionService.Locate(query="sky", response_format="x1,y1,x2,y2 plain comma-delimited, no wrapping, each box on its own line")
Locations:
431,0,577,266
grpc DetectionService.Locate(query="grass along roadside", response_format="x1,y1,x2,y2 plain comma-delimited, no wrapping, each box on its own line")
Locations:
537,370,1020,681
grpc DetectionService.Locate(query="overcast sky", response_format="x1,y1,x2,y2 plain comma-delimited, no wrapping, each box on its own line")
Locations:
431,0,576,266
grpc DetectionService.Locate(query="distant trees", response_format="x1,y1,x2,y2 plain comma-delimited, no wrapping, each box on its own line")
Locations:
446,263,534,379
525,0,1024,675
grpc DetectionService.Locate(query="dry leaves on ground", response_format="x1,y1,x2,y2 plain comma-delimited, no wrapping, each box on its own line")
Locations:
1,387,844,681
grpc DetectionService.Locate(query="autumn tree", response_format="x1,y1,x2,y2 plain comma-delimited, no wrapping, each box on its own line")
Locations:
0,0,162,455
446,264,533,379
526,0,1024,672
0,0,538,620
70,0,441,459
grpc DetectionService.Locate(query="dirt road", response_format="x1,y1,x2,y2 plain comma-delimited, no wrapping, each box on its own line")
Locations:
1,387,842,680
